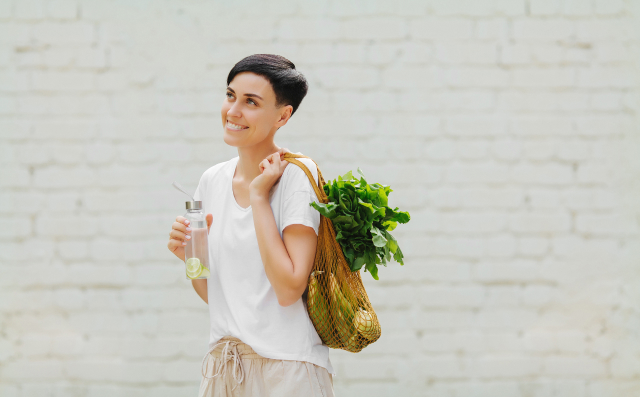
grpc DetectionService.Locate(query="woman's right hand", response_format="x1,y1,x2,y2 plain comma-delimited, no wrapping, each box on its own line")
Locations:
167,214,213,261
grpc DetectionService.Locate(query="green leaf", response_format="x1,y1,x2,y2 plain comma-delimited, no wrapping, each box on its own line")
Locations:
340,170,355,182
333,215,353,225
392,245,404,265
379,245,390,266
384,230,398,254
383,207,410,224
370,226,388,247
309,201,339,219
366,263,379,280
344,246,355,262
352,255,366,271
382,220,398,231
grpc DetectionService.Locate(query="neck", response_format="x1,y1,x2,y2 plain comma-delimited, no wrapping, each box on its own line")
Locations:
234,136,281,184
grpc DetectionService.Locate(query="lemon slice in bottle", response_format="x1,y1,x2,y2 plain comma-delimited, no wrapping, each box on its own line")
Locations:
196,264,210,278
186,258,202,279
186,257,200,271
186,264,203,279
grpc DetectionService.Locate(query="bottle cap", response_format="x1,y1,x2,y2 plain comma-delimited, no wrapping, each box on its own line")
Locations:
185,201,202,210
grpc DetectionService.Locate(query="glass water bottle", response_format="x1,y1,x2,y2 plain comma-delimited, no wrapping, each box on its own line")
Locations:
184,201,211,280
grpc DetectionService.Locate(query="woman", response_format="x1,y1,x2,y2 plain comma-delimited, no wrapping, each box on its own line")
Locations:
166,54,335,396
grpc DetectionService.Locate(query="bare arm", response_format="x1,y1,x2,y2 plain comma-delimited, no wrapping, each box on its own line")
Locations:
251,196,316,306
249,150,317,307
192,279,208,304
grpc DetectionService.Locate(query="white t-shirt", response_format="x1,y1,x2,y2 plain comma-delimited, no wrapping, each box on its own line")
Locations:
193,154,335,377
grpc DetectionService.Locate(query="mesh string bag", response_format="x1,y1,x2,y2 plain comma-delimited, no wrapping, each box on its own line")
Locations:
283,153,381,352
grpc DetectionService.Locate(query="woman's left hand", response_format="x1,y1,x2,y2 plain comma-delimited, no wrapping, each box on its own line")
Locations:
249,149,291,200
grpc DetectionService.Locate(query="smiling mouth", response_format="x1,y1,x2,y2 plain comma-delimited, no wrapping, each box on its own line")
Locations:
226,121,248,131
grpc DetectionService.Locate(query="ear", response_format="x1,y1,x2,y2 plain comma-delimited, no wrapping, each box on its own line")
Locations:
276,105,293,127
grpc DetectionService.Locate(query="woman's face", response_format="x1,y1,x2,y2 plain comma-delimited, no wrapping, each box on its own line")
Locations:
221,72,292,148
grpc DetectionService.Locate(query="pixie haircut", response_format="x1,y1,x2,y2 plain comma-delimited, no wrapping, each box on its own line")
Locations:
227,54,309,117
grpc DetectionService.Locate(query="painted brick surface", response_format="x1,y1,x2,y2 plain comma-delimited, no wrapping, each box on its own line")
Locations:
1,0,639,396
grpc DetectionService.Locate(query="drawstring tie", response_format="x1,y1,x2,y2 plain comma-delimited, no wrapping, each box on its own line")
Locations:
201,339,246,391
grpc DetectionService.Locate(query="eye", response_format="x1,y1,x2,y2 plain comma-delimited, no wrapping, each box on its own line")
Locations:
226,92,234,99
248,98,256,105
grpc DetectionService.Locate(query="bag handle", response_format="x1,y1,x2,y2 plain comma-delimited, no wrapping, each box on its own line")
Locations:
282,153,329,204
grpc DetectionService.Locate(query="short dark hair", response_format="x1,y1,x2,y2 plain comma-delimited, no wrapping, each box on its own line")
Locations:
227,54,309,117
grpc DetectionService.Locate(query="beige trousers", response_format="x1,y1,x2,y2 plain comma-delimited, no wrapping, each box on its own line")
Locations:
199,336,335,397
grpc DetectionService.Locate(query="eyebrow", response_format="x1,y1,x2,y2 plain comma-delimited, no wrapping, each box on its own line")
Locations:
226,87,263,101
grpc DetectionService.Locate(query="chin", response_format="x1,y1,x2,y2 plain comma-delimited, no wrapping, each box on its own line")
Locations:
223,132,241,148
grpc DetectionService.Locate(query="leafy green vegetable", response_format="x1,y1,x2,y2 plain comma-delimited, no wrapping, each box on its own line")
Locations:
310,167,411,280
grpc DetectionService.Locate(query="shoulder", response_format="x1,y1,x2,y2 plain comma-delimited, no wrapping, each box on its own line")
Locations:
200,157,238,179
198,156,236,185
284,155,319,184
280,154,322,202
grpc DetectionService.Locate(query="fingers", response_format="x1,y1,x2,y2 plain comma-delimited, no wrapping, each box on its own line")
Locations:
259,152,288,173
273,152,282,166
176,215,191,227
278,148,291,159
264,151,291,166
170,216,191,248
268,152,280,162
172,220,190,234
168,238,186,249
206,213,213,233
277,147,302,160
169,228,188,242
263,154,279,167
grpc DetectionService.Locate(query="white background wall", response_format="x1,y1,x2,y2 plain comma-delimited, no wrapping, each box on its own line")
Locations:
1,0,640,396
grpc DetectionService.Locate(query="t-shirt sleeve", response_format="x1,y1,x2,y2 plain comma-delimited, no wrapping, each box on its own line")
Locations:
280,160,321,236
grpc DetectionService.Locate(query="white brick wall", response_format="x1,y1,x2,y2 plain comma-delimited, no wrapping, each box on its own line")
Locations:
0,0,639,396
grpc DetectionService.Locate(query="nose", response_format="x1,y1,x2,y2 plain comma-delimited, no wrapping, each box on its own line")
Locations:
227,103,242,119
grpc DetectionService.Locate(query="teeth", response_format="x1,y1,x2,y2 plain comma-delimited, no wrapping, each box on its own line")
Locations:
227,122,247,130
